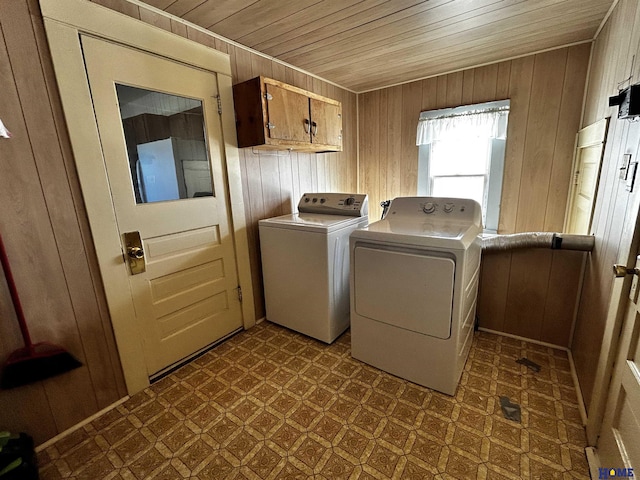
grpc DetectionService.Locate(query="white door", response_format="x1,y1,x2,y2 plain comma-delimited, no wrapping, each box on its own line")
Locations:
82,36,243,378
565,118,609,234
596,255,640,474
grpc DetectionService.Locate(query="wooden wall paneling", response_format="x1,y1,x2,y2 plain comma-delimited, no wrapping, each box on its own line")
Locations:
1,0,107,429
477,251,512,333
29,0,126,403
259,153,284,218
90,0,139,17
139,7,172,30
241,0,370,50
541,250,585,346
461,69,475,106
436,75,448,109
498,56,534,233
544,44,591,232
386,86,403,203
400,82,422,199
495,61,511,100
503,249,553,340
168,19,186,37
165,0,206,18
472,63,499,104
570,0,640,412
446,71,463,107
234,47,254,83
359,91,381,217
251,53,273,79
421,77,438,111
515,49,567,232
378,88,388,206
317,153,327,192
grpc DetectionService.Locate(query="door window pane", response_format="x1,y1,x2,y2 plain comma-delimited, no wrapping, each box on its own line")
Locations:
116,84,214,204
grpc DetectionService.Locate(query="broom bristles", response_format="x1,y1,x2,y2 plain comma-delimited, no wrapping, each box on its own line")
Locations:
1,343,82,389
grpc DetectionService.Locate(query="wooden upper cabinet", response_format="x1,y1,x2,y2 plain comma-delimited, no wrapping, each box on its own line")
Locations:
233,76,342,152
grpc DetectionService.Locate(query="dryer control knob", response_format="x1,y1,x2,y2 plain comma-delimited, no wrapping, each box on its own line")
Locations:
423,202,436,214
443,203,454,213
345,197,355,206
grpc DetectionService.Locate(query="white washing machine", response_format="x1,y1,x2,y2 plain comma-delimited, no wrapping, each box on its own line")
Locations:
259,193,368,343
350,196,482,395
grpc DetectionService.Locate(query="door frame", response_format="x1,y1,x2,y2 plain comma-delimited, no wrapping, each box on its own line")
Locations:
40,0,255,394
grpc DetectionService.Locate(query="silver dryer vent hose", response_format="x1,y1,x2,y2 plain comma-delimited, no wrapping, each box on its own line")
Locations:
482,232,595,252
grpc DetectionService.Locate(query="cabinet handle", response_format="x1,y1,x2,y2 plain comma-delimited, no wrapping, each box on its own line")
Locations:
304,118,310,134
312,121,318,136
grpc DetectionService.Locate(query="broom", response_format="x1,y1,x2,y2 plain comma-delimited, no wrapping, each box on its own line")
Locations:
0,232,82,389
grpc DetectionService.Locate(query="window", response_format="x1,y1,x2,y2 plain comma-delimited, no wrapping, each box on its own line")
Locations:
416,100,509,233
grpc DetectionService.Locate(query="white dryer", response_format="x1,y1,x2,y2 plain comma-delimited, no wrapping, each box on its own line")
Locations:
259,193,368,343
350,196,482,395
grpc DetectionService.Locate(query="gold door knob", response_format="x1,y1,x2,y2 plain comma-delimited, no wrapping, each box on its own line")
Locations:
613,264,640,277
127,246,144,259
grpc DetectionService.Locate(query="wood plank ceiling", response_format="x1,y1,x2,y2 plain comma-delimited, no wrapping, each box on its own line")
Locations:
142,0,613,92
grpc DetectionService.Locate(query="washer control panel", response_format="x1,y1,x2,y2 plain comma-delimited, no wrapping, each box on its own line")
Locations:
298,193,368,217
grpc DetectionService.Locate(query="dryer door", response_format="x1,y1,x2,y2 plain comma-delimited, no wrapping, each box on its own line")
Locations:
353,246,454,339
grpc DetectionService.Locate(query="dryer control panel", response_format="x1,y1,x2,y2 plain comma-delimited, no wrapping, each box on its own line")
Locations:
298,193,368,217
387,196,482,227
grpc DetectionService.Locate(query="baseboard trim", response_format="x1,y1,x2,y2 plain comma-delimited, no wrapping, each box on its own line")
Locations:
478,327,588,426
586,446,600,478
35,396,129,451
478,327,568,351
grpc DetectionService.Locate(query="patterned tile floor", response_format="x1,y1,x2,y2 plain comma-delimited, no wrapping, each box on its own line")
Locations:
38,322,589,479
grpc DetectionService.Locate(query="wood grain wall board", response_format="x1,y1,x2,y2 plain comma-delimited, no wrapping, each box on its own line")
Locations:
288,5,600,79
496,62,511,99
471,64,499,104
170,18,188,37
139,7,172,30
0,383,58,444
544,43,591,232
0,3,99,436
514,48,568,232
503,249,553,340
477,251,512,333
165,0,206,18
378,88,389,203
279,0,580,70
500,55,534,233
257,0,440,58
386,86,404,203
400,81,423,203
359,90,381,218
208,0,320,38
462,69,475,106
181,0,256,29
145,0,611,92
338,26,597,92
29,0,127,403
541,250,585,346
360,45,587,236
239,0,379,50
570,0,640,412
91,0,139,17
421,77,438,112
446,71,464,108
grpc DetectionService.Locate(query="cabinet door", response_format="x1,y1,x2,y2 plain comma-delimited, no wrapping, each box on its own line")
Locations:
265,83,310,143
310,98,342,148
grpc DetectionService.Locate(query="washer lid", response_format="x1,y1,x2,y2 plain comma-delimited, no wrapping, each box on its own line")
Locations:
259,213,367,233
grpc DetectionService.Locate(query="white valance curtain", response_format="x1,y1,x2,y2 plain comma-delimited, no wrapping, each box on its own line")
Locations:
416,108,509,145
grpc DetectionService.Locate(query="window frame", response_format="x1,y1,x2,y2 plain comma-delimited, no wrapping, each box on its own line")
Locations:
417,99,509,233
